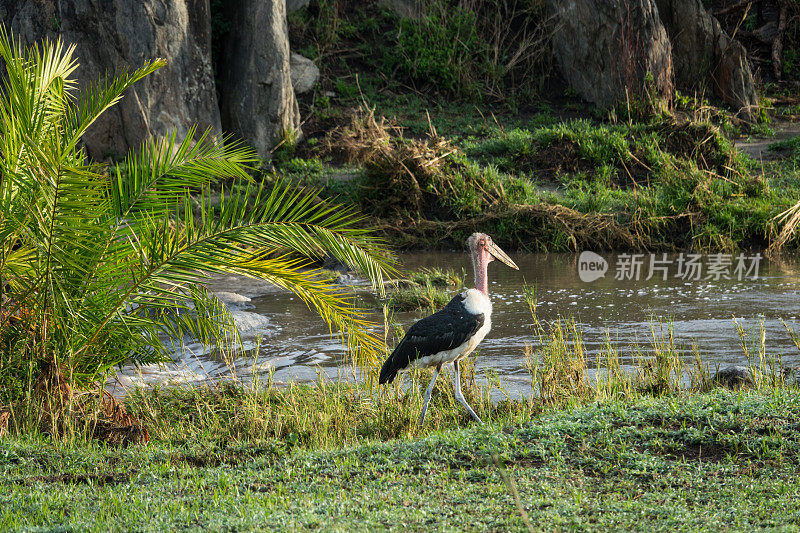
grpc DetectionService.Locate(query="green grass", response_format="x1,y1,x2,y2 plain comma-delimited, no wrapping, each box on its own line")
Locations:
4,390,800,531
382,267,464,312
283,104,800,251
770,135,800,158
4,313,800,529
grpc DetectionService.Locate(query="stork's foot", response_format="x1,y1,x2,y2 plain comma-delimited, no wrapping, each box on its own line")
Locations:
462,403,482,424
453,360,482,424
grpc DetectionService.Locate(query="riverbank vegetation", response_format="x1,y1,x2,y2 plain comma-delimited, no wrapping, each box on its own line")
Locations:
273,0,800,253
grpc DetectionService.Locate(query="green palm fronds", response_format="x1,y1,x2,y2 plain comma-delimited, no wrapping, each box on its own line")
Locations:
0,28,395,408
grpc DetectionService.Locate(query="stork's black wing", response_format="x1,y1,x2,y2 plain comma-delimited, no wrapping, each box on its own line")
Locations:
379,293,485,384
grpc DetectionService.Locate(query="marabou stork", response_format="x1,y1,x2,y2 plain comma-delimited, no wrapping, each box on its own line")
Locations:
379,233,519,425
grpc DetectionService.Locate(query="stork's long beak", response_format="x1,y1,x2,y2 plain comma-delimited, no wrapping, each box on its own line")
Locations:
487,241,519,270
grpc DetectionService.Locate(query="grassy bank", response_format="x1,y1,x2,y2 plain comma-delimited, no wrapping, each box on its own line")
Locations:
281,102,800,253
3,313,800,529
3,389,800,530
273,1,800,253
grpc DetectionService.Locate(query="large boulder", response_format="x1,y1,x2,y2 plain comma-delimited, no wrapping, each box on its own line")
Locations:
655,0,758,117
0,0,221,159
290,52,319,94
219,0,301,159
546,0,674,109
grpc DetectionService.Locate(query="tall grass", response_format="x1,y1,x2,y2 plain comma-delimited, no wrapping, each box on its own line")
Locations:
124,359,504,449
112,304,800,451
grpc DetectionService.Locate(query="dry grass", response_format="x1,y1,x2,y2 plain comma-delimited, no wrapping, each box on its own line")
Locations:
323,104,464,218
375,203,648,250
770,201,800,254
124,361,503,448
6,360,149,446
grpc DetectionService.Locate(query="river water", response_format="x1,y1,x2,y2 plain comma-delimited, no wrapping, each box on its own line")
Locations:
110,252,800,396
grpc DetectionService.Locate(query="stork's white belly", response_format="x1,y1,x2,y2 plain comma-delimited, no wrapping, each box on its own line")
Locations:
412,289,492,369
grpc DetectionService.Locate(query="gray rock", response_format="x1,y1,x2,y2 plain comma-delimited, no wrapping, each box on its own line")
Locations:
272,365,331,383
546,0,673,109
229,310,272,337
219,0,301,159
753,21,778,44
336,273,356,285
713,365,754,389
2,0,221,159
329,170,362,183
290,53,319,94
213,291,253,309
655,0,758,118
286,0,310,13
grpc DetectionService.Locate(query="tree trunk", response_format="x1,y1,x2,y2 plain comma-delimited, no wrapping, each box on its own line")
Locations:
219,0,300,159
1,0,221,159
656,0,759,118
546,0,674,109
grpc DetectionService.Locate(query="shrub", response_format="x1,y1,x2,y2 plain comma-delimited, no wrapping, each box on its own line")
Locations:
0,31,393,437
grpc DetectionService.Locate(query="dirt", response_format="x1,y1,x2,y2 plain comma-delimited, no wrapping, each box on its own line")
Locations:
734,120,800,160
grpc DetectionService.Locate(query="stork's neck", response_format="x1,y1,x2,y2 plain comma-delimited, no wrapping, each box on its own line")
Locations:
473,247,491,296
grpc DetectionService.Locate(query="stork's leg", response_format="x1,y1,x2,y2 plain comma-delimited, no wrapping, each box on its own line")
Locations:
453,360,482,424
419,365,440,426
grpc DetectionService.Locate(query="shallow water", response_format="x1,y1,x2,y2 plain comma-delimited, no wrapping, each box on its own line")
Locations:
111,251,800,396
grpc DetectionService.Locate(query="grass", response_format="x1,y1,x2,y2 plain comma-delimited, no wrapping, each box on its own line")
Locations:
3,312,800,529
770,134,800,158
4,390,800,530
382,267,464,312
279,99,799,252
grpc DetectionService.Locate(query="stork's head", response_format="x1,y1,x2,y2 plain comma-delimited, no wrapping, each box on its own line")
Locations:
467,233,519,270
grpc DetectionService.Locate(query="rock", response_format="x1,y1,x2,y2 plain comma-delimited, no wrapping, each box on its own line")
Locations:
290,53,319,94
229,310,272,337
212,291,253,309
336,273,356,285
219,0,301,159
655,0,758,117
286,0,310,12
713,365,754,389
1,0,221,159
329,170,362,183
272,365,330,383
753,21,778,44
546,0,673,109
